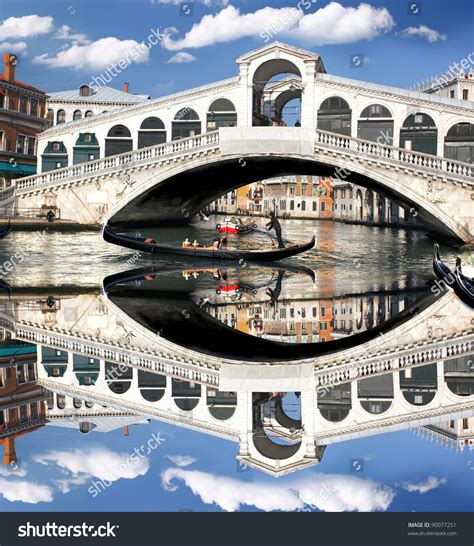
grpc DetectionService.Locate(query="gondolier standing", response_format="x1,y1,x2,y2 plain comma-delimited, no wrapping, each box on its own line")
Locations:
266,211,285,248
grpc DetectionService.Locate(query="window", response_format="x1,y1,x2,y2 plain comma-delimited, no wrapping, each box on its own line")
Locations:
19,404,29,423
73,110,82,120
16,134,26,154
370,104,381,115
301,200,306,211
46,109,54,127
0,94,4,109
52,142,61,151
30,402,39,420
463,89,469,100
84,133,92,142
0,130,4,151
463,418,469,430
85,110,94,117
414,114,423,124
321,202,326,212
79,85,92,97
30,98,39,116
57,110,66,124
27,137,36,156
449,90,455,98
321,307,326,317
19,95,28,114
27,363,35,381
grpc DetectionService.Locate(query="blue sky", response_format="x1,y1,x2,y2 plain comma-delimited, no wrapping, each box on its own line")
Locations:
1,0,473,99
1,419,473,512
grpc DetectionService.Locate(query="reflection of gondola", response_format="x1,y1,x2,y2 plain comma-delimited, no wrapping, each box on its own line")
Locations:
433,244,473,308
0,219,12,240
103,224,315,262
216,217,257,234
0,278,12,297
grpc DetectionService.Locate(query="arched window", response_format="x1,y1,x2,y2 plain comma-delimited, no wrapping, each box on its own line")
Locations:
444,122,474,163
41,141,68,172
85,110,94,117
207,98,237,130
79,84,92,97
73,110,82,121
358,104,393,144
56,109,66,124
138,116,166,148
312,201,317,211
290,200,295,211
73,133,100,165
317,96,351,136
104,124,133,157
301,200,306,211
400,113,437,155
172,108,201,140
46,109,54,128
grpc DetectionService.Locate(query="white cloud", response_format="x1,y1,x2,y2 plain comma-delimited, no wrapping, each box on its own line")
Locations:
53,475,90,494
33,37,150,70
166,51,197,63
0,41,28,54
161,468,395,512
0,477,53,504
401,25,447,43
402,476,447,494
53,24,90,45
164,455,197,467
162,3,395,51
0,15,53,40
33,446,150,484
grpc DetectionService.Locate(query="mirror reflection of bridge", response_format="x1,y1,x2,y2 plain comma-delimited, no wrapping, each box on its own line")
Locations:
6,42,474,241
0,286,472,476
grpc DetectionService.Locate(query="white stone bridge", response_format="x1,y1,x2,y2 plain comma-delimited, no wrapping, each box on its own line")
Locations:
7,42,474,242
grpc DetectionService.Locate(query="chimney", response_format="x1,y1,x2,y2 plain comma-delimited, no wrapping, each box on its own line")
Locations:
3,53,16,82
123,426,129,436
123,82,129,93
2,437,17,465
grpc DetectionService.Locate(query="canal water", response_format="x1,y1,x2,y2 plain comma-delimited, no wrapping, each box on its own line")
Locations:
0,216,470,291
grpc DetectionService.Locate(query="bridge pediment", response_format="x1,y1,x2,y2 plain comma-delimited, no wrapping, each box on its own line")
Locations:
236,41,324,67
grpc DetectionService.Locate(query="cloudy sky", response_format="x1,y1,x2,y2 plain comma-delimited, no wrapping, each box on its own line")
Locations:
0,419,472,512
0,0,472,98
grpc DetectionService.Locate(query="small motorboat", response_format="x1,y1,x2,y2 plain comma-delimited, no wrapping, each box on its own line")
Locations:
216,217,257,234
433,243,473,308
103,224,316,262
0,219,12,240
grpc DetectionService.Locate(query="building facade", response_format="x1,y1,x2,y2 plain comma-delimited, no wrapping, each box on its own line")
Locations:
0,53,47,192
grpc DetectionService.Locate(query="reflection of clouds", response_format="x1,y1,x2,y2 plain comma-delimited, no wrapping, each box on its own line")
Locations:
0,463,28,477
161,468,395,512
164,455,197,467
0,477,53,504
33,446,150,485
401,476,447,494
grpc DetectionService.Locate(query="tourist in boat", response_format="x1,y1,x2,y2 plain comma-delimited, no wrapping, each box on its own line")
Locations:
182,238,191,247
266,211,285,248
220,237,228,250
212,237,221,249
144,236,155,244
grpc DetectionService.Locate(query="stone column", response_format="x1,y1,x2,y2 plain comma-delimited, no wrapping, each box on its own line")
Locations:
301,62,316,128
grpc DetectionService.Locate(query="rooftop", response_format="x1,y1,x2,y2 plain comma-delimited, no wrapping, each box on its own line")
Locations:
47,85,150,104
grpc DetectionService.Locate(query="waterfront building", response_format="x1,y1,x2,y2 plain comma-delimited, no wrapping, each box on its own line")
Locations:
0,343,47,465
0,53,47,192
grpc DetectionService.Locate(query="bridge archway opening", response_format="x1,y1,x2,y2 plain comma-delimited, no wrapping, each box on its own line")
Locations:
138,117,166,148
358,104,393,144
172,108,201,140
318,384,351,422
252,60,301,126
365,189,374,223
41,141,68,172
317,96,351,136
355,188,364,222
73,132,100,165
400,113,437,155
207,98,237,130
105,125,133,157
444,122,474,163
400,363,438,406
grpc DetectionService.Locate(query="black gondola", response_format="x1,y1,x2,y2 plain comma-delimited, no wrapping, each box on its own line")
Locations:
0,278,12,297
0,219,12,240
433,243,473,308
102,224,316,262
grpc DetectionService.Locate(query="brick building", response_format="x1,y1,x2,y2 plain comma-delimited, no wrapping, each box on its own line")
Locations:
0,53,47,191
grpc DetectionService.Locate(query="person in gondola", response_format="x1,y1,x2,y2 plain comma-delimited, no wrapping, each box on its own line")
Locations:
266,211,285,248
212,237,221,249
46,210,55,223
219,237,228,250
144,236,155,244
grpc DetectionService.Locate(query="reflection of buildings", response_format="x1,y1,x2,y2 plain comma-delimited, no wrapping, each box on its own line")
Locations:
210,175,414,228
205,291,410,344
0,344,47,465
415,418,474,452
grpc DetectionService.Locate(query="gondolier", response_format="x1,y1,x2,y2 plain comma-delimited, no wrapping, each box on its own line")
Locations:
266,211,285,248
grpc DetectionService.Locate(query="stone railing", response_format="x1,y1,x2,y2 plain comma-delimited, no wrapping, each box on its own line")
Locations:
315,129,474,181
15,130,221,195
313,334,473,389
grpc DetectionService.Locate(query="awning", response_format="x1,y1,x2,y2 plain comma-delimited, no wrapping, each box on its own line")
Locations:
0,162,37,174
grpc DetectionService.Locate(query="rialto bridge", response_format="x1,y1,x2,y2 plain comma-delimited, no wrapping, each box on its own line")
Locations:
5,42,474,242
0,285,472,476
